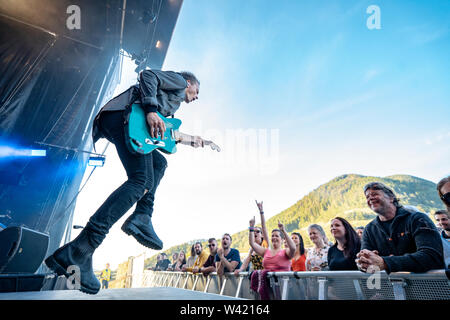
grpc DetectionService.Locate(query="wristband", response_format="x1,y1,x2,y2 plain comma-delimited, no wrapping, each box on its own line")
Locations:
249,227,255,232
260,211,264,214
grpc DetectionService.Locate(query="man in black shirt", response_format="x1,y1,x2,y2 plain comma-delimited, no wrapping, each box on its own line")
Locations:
356,182,444,273
156,253,171,271
200,238,218,276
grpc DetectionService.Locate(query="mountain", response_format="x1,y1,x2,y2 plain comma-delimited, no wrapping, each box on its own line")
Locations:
144,174,444,268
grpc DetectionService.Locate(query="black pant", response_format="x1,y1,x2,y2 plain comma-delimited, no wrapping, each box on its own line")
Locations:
85,111,168,245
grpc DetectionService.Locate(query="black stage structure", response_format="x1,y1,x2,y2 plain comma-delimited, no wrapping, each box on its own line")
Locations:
0,0,183,291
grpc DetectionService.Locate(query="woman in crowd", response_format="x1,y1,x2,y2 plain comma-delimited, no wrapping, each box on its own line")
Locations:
305,224,330,271
249,217,295,271
249,217,295,300
166,252,178,271
170,250,186,271
186,244,196,268
328,217,361,270
291,232,307,271
234,226,266,275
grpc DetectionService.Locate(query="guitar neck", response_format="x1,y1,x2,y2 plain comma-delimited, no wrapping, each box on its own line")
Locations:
175,131,213,145
174,131,190,143
174,130,220,152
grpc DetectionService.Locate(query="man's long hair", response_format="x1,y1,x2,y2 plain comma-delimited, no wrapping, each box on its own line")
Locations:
363,182,402,208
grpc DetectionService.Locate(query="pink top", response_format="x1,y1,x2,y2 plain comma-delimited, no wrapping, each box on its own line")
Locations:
262,249,292,272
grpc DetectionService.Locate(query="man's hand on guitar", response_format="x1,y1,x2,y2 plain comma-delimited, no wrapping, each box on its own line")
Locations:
146,112,166,139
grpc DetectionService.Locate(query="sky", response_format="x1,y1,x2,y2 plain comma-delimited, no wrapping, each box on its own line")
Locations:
71,0,450,270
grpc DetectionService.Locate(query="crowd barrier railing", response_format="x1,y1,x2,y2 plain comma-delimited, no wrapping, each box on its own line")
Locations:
140,269,450,300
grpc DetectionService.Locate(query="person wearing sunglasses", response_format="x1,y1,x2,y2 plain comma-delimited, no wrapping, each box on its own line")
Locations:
437,176,450,212
200,238,218,276
234,226,267,276
436,176,450,268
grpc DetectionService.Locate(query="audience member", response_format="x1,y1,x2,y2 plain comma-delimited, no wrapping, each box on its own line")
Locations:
437,176,450,213
171,251,186,271
305,224,330,271
291,232,307,272
172,253,179,265
153,254,162,271
249,218,295,300
183,241,209,273
157,253,171,271
434,210,450,268
357,182,444,273
215,233,242,276
200,238,218,276
167,252,178,271
249,218,295,271
186,244,197,268
356,226,365,239
234,202,270,276
328,217,361,270
234,226,266,276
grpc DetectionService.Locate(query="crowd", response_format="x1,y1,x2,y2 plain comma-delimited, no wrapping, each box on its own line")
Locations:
151,177,450,298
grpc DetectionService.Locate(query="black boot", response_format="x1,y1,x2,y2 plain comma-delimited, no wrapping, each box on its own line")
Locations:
121,213,163,250
45,227,104,294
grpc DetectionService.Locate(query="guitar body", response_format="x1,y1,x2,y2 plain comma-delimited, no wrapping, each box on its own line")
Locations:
125,103,182,155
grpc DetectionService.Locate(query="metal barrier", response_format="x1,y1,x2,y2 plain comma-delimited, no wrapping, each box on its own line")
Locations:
141,269,450,300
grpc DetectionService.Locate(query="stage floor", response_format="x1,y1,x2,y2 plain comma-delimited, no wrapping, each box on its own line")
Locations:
0,287,242,300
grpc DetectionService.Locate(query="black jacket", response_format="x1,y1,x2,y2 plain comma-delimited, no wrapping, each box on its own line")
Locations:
361,206,444,273
92,69,187,145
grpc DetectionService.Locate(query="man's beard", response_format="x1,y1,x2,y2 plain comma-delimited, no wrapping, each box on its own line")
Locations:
372,202,389,216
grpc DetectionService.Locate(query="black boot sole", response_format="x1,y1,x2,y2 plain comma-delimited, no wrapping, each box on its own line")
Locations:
44,255,100,295
121,221,163,250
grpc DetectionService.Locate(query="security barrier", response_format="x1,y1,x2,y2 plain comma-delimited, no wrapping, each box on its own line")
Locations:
141,270,450,300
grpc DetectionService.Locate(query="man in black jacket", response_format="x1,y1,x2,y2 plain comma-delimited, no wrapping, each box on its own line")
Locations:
356,182,444,274
45,69,205,294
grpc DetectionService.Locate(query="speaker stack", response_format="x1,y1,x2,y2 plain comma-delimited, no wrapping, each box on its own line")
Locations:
0,226,50,292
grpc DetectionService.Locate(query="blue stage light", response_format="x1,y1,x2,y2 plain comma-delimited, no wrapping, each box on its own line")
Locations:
30,149,46,157
88,156,105,167
0,146,47,158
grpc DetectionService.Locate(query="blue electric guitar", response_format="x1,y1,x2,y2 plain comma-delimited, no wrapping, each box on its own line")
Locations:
125,103,221,155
